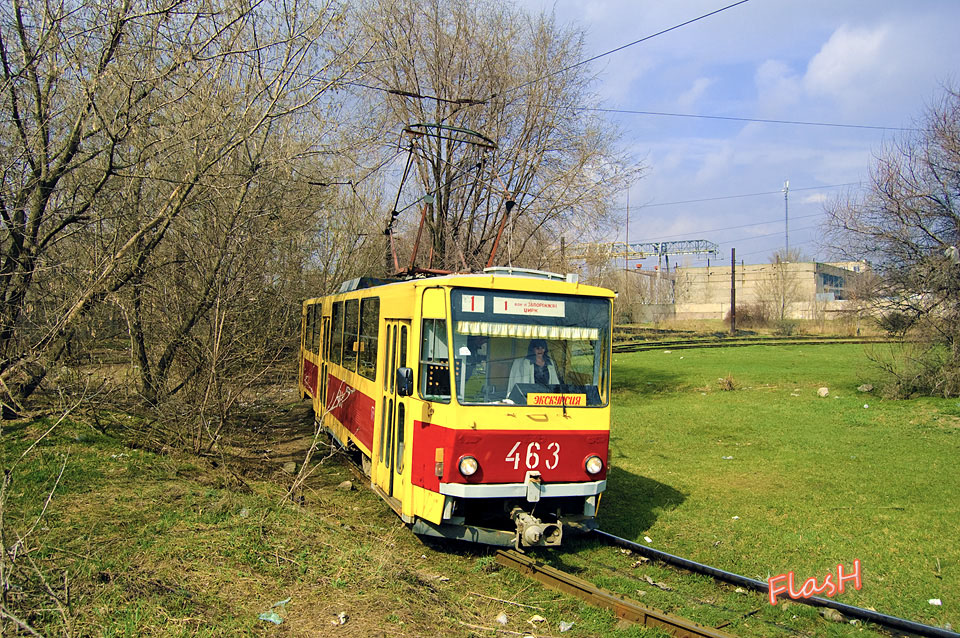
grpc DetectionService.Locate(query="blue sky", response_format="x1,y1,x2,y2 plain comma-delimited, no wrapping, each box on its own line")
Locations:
528,0,960,266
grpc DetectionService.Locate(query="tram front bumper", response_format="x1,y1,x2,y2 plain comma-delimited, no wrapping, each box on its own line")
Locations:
437,478,605,500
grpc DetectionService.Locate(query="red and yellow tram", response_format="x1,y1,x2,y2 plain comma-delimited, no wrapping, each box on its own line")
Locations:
298,267,614,547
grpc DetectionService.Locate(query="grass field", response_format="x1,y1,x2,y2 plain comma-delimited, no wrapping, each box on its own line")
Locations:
0,399,623,637
543,343,959,636
2,343,957,636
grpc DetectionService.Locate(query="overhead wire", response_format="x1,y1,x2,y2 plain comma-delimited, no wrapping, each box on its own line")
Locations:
347,3,755,108
501,0,751,98
633,212,824,244
14,2,900,235
716,223,820,246
580,108,918,132
14,2,907,203
619,182,859,258
615,182,860,211
626,224,823,263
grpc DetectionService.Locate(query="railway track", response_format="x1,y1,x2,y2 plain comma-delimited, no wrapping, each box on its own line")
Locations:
612,335,892,353
495,530,959,638
339,448,955,637
495,549,735,638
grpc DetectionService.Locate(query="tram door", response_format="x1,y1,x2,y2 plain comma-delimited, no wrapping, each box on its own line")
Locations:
377,320,410,499
318,315,331,409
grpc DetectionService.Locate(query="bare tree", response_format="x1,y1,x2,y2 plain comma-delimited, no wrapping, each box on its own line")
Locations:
356,0,640,272
756,248,806,322
836,266,880,336
0,0,364,415
825,87,960,396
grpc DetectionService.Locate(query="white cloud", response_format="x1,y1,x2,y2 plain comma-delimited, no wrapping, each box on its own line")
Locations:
677,77,715,111
754,59,801,115
578,1,611,23
596,54,656,103
525,0,960,260
801,193,828,205
803,25,891,107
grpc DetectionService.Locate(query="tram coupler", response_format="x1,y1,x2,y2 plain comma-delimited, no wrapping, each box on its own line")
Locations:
510,508,562,549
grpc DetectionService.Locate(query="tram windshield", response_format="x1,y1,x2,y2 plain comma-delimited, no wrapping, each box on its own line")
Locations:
450,288,611,406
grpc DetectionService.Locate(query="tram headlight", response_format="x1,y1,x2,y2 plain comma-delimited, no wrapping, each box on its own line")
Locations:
585,455,604,475
458,456,479,477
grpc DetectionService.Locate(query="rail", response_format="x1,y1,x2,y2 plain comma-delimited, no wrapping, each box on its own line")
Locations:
495,549,736,638
612,335,893,353
594,530,959,638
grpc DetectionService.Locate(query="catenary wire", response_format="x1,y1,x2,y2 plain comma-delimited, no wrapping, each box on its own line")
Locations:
630,212,824,244
614,182,861,211
716,223,820,245
581,108,919,132
501,1,751,97
631,223,820,251
4,3,915,211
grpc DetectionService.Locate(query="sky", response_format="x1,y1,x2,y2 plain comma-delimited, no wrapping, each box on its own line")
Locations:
526,0,960,267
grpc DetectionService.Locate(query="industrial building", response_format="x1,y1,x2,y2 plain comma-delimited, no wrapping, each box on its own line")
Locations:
619,260,867,322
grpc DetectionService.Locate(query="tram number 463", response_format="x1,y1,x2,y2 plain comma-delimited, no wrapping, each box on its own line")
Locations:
505,441,559,470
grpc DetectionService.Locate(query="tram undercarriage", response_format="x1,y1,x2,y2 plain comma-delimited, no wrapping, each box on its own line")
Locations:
413,485,603,548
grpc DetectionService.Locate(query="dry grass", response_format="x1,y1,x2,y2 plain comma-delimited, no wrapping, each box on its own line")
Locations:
716,373,738,391
1,398,631,637
638,317,887,338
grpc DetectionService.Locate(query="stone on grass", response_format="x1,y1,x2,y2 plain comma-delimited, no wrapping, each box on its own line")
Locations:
817,387,829,398
821,608,845,623
336,480,353,491
857,384,874,393
282,461,297,474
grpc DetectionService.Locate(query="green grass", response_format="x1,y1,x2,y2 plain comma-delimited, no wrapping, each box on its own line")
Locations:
0,409,634,637
539,343,958,636
3,344,957,636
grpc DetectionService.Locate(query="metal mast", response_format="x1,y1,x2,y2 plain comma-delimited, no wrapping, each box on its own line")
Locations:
783,179,790,257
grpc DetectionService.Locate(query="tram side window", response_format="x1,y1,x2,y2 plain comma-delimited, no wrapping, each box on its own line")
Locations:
309,305,320,352
331,301,344,366
313,305,322,352
303,305,312,352
342,298,360,372
419,318,450,402
358,297,379,381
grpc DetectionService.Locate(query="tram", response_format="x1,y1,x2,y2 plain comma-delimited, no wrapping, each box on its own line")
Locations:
298,267,614,548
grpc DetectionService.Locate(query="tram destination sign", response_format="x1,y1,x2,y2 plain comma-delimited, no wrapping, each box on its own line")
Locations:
492,297,565,317
527,393,587,407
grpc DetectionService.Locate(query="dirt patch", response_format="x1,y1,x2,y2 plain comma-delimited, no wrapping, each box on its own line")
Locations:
218,397,320,481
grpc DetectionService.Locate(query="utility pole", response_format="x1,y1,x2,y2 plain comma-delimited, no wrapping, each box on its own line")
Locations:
730,248,736,335
783,179,790,257
625,191,630,271
624,192,630,309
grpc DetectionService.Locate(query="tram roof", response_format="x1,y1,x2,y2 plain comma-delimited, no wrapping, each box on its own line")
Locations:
330,268,615,299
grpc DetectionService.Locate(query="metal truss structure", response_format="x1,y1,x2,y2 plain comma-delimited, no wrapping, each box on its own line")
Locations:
567,239,719,260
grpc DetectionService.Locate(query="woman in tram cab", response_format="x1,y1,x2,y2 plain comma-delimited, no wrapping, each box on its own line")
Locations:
508,338,559,391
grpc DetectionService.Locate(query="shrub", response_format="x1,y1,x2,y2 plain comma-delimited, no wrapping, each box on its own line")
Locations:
716,373,737,391
873,341,960,398
773,319,799,336
876,311,914,337
725,303,769,329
